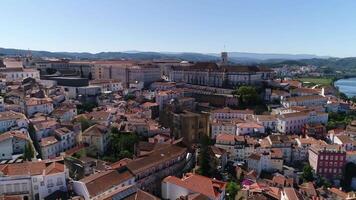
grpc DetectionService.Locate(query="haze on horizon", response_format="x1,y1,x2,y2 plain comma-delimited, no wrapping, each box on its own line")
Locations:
1,0,356,58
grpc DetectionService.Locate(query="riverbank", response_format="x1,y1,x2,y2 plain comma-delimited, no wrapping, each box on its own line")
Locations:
334,78,356,97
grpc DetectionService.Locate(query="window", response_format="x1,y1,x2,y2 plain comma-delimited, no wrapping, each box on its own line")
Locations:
14,183,20,192
22,183,27,191
56,177,63,186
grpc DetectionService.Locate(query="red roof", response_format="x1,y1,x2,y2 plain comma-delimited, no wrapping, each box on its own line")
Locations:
0,161,65,176
163,173,226,199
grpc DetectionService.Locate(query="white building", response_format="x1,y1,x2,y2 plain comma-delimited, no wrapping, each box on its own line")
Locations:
252,115,277,132
51,103,77,122
236,122,265,136
89,79,123,93
0,68,40,81
31,117,59,142
210,108,253,121
0,160,68,200
40,136,61,159
277,111,328,134
281,95,327,108
247,149,283,175
0,130,30,160
54,127,76,151
215,133,258,162
330,134,354,151
25,97,54,117
155,89,184,110
0,111,28,132
162,173,226,200
210,120,238,139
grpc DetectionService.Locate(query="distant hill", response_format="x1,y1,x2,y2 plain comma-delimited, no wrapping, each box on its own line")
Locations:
0,47,219,62
262,57,356,73
0,47,330,63
208,52,330,62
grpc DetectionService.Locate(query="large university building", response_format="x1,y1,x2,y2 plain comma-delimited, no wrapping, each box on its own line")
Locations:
168,62,273,88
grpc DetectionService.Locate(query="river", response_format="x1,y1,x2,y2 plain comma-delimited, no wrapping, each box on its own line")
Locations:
334,78,356,97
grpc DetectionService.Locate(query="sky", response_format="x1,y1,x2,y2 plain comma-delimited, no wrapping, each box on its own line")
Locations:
1,0,356,57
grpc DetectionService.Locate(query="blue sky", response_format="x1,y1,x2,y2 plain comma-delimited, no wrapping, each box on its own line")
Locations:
0,0,356,57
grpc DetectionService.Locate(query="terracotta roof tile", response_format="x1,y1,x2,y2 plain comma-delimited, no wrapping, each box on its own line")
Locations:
163,173,226,199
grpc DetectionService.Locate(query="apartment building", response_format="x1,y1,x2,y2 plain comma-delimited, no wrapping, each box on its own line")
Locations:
93,61,161,87
210,107,253,121
89,79,123,93
210,120,239,139
0,130,30,160
308,144,346,179
25,97,54,117
247,149,284,175
261,135,294,163
293,137,326,162
51,103,77,122
277,111,328,134
281,95,327,108
0,160,68,200
215,133,259,162
236,122,265,136
0,111,28,132
0,67,40,81
54,127,76,151
31,117,59,142
40,136,61,159
155,89,185,111
252,115,277,132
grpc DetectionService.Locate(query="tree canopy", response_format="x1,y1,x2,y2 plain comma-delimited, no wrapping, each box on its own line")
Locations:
23,143,35,161
301,164,314,182
226,181,240,200
104,129,139,162
232,86,261,106
197,135,217,177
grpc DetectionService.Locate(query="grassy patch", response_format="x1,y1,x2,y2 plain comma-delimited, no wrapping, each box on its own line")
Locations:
297,77,333,87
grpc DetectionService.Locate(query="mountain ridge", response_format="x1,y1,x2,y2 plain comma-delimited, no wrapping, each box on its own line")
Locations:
0,47,330,63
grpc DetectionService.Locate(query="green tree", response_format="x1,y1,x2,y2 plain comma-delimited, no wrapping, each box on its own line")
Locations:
27,124,41,158
107,131,138,161
23,143,34,161
341,162,356,191
78,117,93,131
233,86,261,106
226,181,240,200
77,102,98,114
301,164,314,182
111,127,120,135
198,135,213,177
